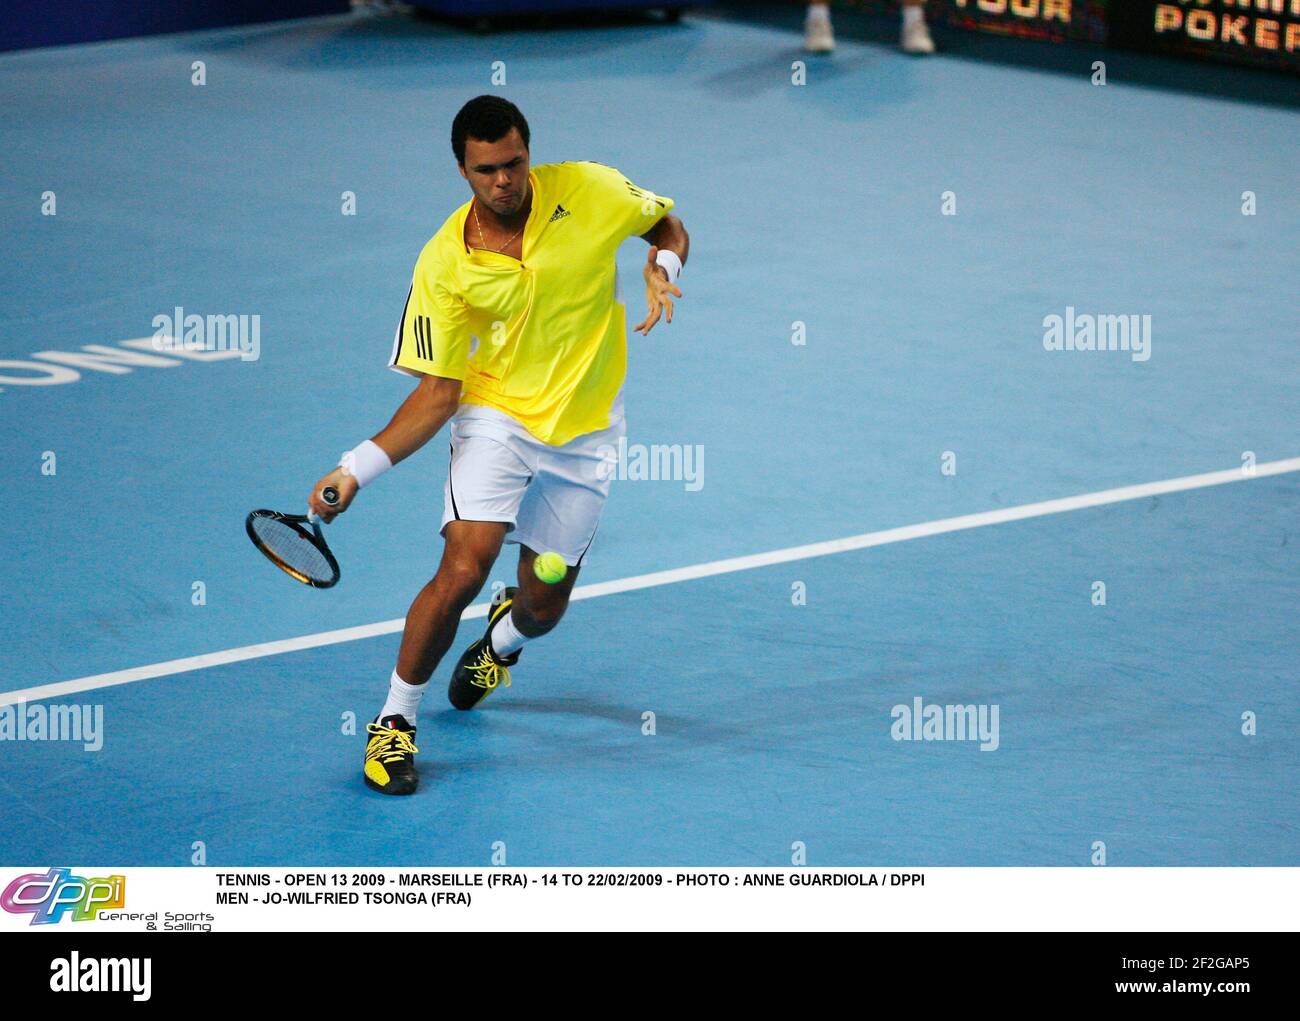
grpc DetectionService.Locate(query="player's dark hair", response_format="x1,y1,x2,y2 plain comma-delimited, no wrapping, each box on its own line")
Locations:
452,96,530,166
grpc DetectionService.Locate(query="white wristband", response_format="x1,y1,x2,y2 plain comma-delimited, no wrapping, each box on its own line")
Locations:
339,439,392,489
655,249,682,285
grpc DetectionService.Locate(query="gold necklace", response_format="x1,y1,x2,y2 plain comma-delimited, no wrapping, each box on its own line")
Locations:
472,199,526,255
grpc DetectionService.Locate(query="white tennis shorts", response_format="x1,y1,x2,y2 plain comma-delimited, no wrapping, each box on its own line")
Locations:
439,398,625,568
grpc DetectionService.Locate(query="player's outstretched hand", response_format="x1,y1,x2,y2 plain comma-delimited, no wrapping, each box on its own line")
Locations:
634,245,683,336
308,468,357,523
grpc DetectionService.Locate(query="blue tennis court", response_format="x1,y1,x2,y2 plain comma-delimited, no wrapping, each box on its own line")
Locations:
1,4,1296,866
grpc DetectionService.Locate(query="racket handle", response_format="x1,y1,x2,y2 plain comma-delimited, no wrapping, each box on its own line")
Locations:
309,485,341,524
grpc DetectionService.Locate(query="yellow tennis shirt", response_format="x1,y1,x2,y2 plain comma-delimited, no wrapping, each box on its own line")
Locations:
388,161,675,446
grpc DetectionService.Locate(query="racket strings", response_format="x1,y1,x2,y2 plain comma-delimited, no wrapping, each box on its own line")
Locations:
249,515,334,583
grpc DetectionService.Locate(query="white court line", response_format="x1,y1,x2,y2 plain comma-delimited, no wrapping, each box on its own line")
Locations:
4,456,1297,707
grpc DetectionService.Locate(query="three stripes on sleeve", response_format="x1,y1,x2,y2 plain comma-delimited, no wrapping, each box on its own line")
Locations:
412,314,434,361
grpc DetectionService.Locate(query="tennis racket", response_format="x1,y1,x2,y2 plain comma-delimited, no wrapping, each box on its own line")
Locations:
245,486,341,588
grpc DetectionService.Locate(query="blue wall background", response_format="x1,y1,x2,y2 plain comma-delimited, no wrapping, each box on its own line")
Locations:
0,0,351,52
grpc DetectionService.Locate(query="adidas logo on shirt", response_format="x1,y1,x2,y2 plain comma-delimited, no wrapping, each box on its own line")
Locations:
548,204,571,223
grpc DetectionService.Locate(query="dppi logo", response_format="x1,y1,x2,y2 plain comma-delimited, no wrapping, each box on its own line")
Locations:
1,868,125,924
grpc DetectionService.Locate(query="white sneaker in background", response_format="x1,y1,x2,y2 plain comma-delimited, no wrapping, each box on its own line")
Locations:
804,13,835,54
901,19,936,55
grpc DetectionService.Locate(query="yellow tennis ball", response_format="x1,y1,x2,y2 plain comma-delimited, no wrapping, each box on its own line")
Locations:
533,551,568,584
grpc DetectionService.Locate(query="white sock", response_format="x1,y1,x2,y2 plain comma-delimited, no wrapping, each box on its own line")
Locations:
806,2,830,23
489,609,529,658
379,670,424,725
902,5,924,28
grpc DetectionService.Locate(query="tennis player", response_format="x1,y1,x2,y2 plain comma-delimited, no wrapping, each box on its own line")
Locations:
307,96,689,795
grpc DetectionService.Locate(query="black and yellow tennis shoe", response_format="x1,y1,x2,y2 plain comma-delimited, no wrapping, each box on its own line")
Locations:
363,714,419,795
448,587,521,710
